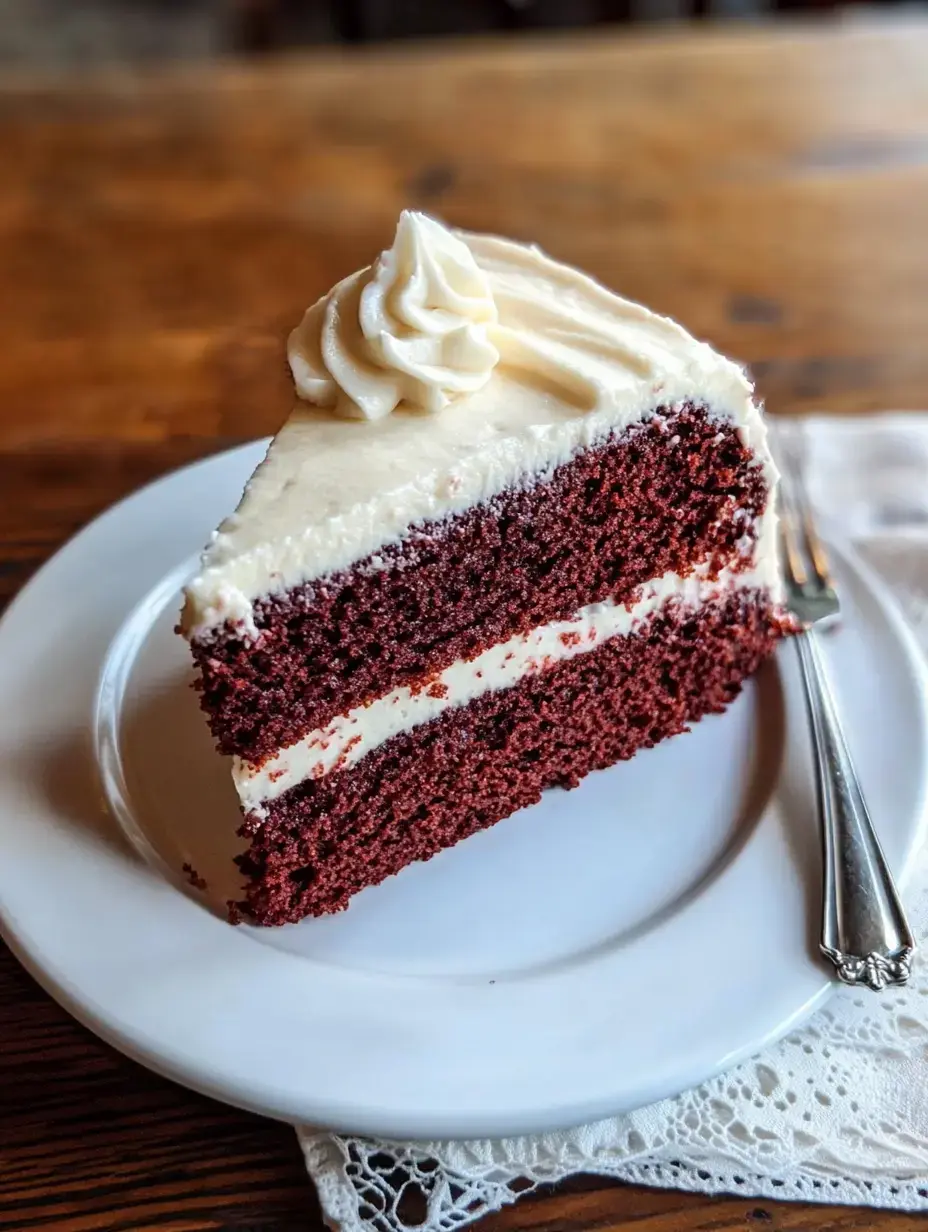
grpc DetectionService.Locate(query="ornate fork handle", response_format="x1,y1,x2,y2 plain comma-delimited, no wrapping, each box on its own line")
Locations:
795,627,915,991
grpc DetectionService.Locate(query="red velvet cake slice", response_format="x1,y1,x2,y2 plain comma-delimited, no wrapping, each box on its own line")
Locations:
180,211,786,926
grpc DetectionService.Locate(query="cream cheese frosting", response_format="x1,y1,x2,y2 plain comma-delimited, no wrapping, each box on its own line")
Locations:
232,531,781,818
182,212,774,640
288,211,500,418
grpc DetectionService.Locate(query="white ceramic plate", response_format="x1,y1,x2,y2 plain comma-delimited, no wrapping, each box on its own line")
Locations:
0,441,926,1140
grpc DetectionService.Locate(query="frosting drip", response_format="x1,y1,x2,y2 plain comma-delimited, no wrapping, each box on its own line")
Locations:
288,211,500,419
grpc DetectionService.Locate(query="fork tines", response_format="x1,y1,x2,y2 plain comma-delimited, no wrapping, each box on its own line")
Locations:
771,422,840,626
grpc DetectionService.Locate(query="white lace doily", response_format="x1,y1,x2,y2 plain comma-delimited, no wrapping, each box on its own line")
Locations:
298,414,928,1232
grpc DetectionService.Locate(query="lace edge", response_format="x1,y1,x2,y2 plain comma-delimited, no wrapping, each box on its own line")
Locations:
301,1129,928,1231
610,1160,928,1212
301,1131,537,1232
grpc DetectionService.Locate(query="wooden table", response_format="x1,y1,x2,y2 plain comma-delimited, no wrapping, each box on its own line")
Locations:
2,18,928,1231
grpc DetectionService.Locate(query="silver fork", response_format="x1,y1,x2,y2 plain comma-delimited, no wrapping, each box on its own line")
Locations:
778,438,915,991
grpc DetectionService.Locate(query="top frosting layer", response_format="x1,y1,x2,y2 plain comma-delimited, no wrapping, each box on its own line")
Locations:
182,213,769,640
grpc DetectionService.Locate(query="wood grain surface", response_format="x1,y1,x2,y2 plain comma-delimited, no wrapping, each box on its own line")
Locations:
2,18,928,1231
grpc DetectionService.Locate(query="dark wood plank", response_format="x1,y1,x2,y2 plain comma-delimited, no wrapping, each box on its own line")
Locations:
0,439,238,609
1,20,928,1231
0,941,317,1231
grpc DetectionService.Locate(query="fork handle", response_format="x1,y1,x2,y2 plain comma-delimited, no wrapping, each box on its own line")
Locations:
795,628,915,990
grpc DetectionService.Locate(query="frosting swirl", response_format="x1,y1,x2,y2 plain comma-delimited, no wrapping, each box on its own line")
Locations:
288,211,500,420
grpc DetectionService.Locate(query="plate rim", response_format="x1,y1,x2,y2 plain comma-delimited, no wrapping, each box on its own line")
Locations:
0,441,926,1139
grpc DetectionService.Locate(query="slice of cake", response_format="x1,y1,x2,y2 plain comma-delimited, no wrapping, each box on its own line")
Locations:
180,211,786,926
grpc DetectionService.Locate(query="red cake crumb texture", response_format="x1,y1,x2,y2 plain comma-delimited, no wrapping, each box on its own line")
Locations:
190,403,767,763
182,862,208,893
231,591,784,926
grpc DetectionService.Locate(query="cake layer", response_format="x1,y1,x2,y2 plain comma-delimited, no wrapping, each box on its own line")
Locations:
232,588,783,926
233,555,776,814
192,403,773,762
